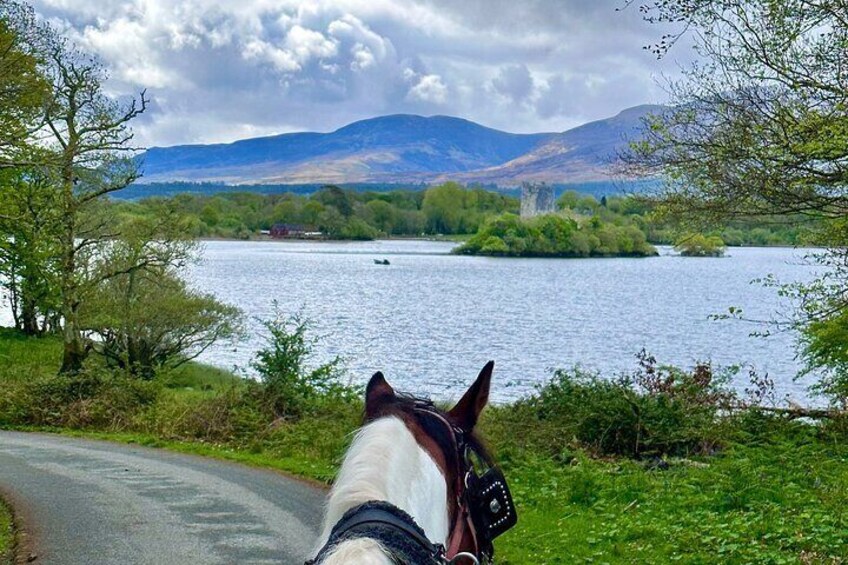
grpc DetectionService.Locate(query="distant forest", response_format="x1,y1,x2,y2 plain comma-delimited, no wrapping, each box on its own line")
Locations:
107,183,806,246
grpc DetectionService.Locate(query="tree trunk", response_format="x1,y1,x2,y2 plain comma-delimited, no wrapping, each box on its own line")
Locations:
20,293,39,335
58,148,85,373
61,312,86,373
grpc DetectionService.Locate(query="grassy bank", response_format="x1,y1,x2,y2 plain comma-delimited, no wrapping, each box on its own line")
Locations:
0,498,11,565
2,329,848,563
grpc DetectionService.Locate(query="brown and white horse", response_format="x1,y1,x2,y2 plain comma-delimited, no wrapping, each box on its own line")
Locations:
310,361,510,564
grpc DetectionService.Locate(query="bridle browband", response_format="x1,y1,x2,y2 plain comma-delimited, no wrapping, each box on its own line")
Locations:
307,400,517,564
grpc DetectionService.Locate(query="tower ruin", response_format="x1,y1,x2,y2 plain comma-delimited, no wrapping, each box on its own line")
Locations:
520,182,555,218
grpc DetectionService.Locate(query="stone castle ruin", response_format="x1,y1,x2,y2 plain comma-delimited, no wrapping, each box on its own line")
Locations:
520,182,555,218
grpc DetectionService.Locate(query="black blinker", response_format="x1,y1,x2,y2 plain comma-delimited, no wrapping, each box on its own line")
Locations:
466,465,518,544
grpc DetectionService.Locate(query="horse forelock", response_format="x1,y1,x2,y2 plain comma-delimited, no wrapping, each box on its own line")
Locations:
316,415,450,561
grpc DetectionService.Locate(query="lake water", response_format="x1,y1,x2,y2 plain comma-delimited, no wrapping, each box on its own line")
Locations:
184,240,820,404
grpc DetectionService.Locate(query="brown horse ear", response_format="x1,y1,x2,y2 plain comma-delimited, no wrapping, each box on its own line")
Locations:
365,371,395,420
447,361,493,432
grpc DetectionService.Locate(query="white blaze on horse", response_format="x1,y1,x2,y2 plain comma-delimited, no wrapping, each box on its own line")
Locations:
308,361,517,565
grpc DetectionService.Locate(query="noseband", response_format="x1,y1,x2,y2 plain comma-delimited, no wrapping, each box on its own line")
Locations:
308,401,517,564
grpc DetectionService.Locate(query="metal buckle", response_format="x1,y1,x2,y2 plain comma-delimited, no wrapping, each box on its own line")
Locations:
448,552,480,565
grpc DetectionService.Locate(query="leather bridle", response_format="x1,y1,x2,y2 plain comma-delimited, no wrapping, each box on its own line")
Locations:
409,401,486,562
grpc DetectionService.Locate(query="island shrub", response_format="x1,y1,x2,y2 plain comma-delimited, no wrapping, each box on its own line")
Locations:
674,233,727,257
456,213,656,257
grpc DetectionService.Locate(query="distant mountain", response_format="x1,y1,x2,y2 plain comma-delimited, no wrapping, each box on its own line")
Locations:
436,105,664,185
139,105,664,187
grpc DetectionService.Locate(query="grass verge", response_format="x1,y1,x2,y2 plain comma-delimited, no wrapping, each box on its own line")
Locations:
0,497,13,565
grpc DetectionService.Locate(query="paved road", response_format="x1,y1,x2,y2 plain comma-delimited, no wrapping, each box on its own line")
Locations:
0,431,326,564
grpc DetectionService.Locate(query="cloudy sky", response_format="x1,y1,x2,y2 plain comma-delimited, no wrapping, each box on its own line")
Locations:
30,0,692,147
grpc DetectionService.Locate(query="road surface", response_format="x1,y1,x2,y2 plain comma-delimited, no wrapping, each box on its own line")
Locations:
0,431,326,564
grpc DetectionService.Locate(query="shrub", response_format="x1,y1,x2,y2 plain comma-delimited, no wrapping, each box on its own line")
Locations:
0,369,159,429
251,312,359,420
503,353,733,459
82,268,243,380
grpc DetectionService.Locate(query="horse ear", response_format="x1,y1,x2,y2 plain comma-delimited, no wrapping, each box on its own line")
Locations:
447,361,493,432
365,371,395,420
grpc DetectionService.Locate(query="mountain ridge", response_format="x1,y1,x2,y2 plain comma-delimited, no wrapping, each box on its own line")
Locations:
140,105,664,186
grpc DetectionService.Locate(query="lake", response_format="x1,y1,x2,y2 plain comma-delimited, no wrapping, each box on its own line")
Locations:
185,240,820,404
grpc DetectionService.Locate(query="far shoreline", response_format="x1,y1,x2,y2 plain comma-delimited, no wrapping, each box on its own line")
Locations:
196,235,805,251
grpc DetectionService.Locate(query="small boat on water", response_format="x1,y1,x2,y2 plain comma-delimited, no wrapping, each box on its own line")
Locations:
374,259,390,265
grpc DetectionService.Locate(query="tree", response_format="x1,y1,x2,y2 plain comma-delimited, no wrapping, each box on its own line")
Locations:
422,182,467,234
0,170,62,334
0,3,57,333
630,0,848,402
78,208,241,378
34,31,149,372
82,269,242,379
629,0,847,222
312,185,354,217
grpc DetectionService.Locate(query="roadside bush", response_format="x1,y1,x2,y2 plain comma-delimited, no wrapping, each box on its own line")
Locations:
252,312,360,420
0,369,159,429
140,384,268,445
499,353,733,459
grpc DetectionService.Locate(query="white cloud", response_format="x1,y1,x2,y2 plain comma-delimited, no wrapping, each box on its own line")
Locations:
242,38,302,72
285,25,338,62
406,73,448,104
350,43,375,70
29,0,690,146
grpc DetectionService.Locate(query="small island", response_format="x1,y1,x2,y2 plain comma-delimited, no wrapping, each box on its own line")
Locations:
674,233,727,257
455,183,656,258
455,212,657,258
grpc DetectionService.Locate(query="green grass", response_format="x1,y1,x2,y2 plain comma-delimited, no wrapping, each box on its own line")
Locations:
0,498,12,565
0,327,61,382
2,329,848,563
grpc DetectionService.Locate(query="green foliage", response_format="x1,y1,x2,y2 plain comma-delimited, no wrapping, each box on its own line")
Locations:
251,312,359,419
457,213,656,258
674,233,726,257
803,309,848,404
503,355,732,459
82,269,243,379
110,184,517,241
0,3,49,156
0,498,11,565
631,1,848,406
0,369,160,430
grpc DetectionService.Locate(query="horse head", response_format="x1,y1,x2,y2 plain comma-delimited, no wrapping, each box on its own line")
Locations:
311,361,516,565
